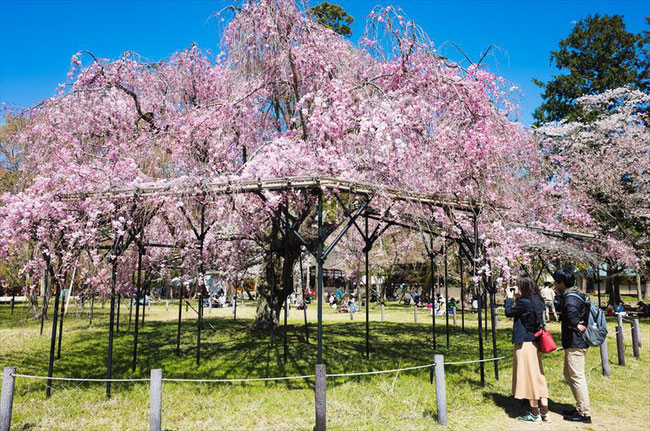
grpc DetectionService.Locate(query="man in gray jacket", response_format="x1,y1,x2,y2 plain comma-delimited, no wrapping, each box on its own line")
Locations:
554,269,591,423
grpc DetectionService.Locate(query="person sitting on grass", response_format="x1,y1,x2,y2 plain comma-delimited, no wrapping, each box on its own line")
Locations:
614,301,626,316
505,277,550,423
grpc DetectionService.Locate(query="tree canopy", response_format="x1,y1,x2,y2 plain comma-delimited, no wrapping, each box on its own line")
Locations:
308,1,354,37
533,14,648,123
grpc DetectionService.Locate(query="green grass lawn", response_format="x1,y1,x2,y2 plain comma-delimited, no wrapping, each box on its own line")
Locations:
1,300,648,430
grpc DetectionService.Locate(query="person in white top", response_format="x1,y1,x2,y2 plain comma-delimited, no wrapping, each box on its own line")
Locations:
540,282,558,321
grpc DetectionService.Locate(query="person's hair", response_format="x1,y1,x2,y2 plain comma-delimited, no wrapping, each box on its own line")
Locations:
517,277,540,299
543,281,551,287
553,269,575,288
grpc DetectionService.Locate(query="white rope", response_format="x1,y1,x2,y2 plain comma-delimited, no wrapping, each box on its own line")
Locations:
163,374,315,383
11,374,149,382
8,356,505,383
326,363,435,377
443,356,506,365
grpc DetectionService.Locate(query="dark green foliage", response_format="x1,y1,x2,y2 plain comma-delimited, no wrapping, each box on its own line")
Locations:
533,14,648,123
308,1,354,37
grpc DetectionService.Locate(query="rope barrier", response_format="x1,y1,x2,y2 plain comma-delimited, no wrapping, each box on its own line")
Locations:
326,362,435,377
7,356,506,383
163,375,315,383
10,374,149,382
443,356,506,365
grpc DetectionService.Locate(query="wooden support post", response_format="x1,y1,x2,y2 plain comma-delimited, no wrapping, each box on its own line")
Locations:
1,367,16,431
380,304,385,322
149,369,162,431
616,326,625,366
314,364,326,431
414,305,418,323
600,338,610,377
434,354,447,426
350,309,354,320
452,307,457,326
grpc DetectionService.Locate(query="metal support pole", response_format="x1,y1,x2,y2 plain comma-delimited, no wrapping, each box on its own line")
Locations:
106,259,118,399
116,295,121,334
596,265,601,309
364,213,370,359
474,215,485,386
233,296,237,320
460,256,465,332
176,289,182,357
434,354,447,425
314,363,326,431
283,199,289,363
299,252,309,343
316,191,324,364
490,293,499,380
133,245,143,372
56,286,65,359
149,369,162,431
45,270,60,398
430,236,436,351
600,338,610,377
444,241,449,349
1,367,16,431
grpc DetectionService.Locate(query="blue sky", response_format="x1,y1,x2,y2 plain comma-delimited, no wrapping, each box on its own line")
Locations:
1,0,648,125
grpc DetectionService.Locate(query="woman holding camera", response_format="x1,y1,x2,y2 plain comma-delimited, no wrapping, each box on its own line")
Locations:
505,277,549,423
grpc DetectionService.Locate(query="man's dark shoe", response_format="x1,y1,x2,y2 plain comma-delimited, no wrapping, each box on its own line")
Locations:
562,408,577,416
563,412,591,423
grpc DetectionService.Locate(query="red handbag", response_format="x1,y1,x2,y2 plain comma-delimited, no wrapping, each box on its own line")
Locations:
533,305,557,353
535,327,557,354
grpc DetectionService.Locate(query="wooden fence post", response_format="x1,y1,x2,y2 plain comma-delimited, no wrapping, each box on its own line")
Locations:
616,326,625,366
633,319,641,349
452,307,457,326
600,339,610,377
149,369,162,431
631,322,640,359
434,354,447,425
414,306,418,323
314,364,326,431
1,367,16,431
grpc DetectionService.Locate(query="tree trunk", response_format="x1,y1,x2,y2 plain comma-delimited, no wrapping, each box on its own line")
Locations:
635,274,642,302
607,274,621,306
251,247,299,330
644,277,650,301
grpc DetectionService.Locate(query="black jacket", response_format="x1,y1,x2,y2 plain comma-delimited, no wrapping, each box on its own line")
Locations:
504,296,544,344
556,288,588,349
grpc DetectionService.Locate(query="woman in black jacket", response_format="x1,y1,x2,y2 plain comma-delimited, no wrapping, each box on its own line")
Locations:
505,277,549,423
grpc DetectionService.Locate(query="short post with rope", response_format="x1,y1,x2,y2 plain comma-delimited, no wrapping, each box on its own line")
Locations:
631,320,640,359
616,324,625,366
149,369,162,431
633,318,641,349
1,367,16,431
600,338,611,377
314,364,326,431
434,355,447,425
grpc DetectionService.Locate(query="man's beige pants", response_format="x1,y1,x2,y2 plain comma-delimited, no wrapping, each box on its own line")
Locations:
563,348,591,416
